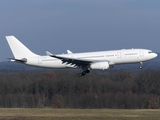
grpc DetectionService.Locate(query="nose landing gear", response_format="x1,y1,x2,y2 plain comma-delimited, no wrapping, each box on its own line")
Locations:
139,62,143,69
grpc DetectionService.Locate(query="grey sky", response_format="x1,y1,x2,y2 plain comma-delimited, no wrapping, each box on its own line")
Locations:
0,0,160,61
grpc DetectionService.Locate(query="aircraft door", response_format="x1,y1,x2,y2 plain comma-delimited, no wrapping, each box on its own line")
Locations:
38,58,42,64
140,50,144,57
117,52,121,58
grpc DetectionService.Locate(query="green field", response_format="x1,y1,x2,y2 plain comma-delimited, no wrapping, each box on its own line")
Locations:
0,108,160,120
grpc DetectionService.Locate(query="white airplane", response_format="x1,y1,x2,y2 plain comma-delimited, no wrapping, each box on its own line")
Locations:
6,36,157,76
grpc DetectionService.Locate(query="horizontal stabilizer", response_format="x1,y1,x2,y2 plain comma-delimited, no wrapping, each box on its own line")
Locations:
8,58,27,63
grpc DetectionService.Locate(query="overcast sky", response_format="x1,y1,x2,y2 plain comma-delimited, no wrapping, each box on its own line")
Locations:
0,0,160,61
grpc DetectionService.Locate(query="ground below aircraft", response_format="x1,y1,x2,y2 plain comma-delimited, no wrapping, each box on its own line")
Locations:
6,36,157,76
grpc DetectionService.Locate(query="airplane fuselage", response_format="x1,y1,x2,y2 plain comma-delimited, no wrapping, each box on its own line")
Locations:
26,49,157,69
6,36,157,76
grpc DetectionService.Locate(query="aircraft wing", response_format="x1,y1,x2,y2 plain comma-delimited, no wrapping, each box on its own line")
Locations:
46,51,106,67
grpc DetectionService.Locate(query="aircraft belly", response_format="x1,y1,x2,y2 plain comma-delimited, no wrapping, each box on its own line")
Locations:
110,56,140,64
40,60,66,68
42,60,66,68
26,58,66,68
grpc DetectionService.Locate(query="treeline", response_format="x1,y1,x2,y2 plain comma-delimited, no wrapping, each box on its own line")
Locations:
0,69,160,108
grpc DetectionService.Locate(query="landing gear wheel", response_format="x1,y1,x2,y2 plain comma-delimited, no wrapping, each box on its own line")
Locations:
86,70,90,73
78,73,83,77
81,71,86,76
78,72,86,77
139,62,143,69
78,69,90,77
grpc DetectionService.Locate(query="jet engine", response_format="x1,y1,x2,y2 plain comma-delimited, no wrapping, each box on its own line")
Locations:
90,62,109,70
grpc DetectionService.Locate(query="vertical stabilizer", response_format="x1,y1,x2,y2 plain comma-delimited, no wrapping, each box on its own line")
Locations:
6,36,38,58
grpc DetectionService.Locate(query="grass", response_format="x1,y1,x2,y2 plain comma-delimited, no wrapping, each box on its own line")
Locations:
0,108,159,120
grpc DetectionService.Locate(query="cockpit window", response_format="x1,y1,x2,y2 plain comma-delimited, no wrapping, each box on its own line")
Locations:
148,51,153,53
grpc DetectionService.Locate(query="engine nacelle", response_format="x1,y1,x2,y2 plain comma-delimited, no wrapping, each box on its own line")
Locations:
90,62,109,70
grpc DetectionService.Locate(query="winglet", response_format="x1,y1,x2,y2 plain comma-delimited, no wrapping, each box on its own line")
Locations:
67,50,73,54
46,51,54,56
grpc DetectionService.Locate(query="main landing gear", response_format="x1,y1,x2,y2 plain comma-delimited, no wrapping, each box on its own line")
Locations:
78,69,90,77
139,62,143,69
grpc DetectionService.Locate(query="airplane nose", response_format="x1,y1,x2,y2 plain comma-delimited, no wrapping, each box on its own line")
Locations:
153,53,158,58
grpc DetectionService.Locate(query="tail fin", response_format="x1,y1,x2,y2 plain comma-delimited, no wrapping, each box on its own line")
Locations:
6,36,38,58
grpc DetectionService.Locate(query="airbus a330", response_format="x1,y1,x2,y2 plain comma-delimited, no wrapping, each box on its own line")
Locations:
6,36,157,76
